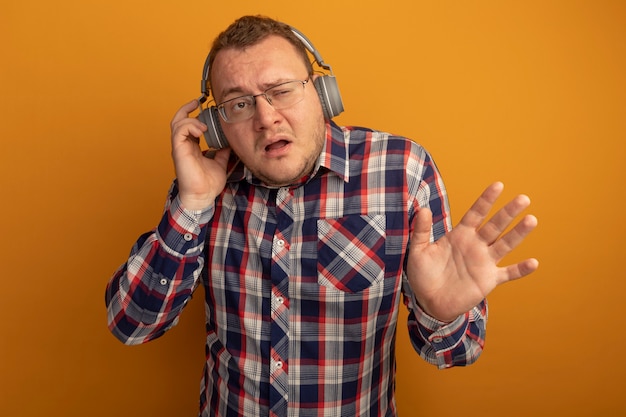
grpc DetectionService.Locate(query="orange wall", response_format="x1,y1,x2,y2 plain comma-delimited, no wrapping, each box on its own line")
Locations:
2,1,625,416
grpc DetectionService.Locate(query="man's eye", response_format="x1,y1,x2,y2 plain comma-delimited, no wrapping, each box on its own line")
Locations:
231,100,251,113
272,88,294,98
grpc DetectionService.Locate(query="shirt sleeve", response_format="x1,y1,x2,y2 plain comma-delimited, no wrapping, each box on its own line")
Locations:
105,181,213,345
403,289,488,369
403,143,488,368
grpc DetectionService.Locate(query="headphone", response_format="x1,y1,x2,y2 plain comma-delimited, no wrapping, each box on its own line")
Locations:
197,26,344,149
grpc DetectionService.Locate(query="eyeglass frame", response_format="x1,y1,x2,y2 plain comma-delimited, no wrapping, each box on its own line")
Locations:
215,78,310,123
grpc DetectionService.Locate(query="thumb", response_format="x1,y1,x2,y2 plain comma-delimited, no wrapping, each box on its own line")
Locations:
410,207,434,250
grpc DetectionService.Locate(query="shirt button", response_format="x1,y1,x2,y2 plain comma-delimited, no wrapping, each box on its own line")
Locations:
276,239,285,247
432,337,443,344
276,296,284,304
183,233,193,241
275,361,283,369
159,278,168,285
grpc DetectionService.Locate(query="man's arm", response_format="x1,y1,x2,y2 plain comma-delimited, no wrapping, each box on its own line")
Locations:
402,147,487,367
105,100,231,344
105,182,212,344
404,176,537,367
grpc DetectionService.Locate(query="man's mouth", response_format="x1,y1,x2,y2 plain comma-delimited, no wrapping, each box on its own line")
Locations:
265,140,290,152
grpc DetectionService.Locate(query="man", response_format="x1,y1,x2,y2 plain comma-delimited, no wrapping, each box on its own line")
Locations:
105,15,538,417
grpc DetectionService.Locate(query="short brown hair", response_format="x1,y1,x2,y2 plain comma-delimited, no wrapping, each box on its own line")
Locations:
207,15,314,87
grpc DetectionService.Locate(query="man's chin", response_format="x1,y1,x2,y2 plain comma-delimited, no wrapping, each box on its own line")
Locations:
254,165,311,188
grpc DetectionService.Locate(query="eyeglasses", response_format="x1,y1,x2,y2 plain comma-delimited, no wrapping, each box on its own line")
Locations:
216,79,310,123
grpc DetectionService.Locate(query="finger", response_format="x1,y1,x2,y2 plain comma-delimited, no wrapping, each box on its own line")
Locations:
171,120,207,145
478,194,531,244
497,257,539,284
490,214,538,261
410,207,434,250
458,182,505,229
170,99,200,127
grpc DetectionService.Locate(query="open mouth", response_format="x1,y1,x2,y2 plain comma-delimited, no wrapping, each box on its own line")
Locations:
265,140,290,152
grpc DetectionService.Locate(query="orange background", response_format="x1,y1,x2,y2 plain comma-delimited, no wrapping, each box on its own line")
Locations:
2,1,625,416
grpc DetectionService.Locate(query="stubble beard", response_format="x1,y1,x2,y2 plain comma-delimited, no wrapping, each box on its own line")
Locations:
250,121,326,188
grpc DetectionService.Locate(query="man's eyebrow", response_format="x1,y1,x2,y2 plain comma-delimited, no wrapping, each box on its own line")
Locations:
217,86,248,102
218,78,294,102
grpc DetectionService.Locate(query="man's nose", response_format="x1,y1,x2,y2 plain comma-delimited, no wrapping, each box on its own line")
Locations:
252,94,281,125
254,92,273,106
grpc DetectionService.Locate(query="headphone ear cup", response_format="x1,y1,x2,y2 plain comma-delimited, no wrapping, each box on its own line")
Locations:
197,107,229,149
313,75,344,120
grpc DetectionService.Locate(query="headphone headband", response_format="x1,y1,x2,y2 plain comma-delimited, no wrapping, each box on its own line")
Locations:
200,25,335,102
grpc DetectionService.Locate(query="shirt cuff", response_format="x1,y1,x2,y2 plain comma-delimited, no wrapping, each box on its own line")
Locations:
156,195,214,256
413,300,470,362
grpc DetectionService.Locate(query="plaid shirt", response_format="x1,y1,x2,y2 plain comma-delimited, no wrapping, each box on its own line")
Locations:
106,121,487,417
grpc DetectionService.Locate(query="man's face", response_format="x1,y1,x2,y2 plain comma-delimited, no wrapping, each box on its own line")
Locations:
210,35,326,187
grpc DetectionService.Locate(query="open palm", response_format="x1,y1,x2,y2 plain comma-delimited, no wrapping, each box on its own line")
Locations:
407,182,539,322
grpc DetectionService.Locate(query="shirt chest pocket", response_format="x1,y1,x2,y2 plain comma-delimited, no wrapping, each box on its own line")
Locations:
317,215,386,293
